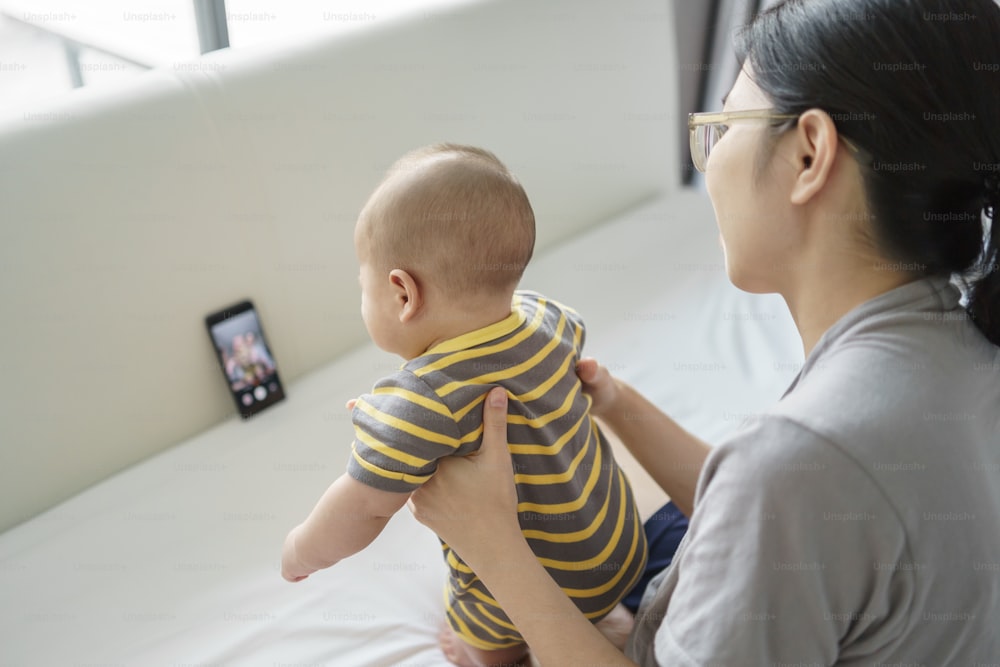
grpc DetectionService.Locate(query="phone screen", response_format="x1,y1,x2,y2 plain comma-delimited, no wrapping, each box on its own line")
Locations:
205,300,286,418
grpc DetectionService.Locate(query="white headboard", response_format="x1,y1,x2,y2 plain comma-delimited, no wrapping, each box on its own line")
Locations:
0,0,680,531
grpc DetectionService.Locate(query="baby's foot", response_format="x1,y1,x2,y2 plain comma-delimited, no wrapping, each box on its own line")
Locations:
438,621,531,667
438,621,477,667
594,603,635,651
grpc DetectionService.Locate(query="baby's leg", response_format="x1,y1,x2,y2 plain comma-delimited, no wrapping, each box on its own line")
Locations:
438,622,529,667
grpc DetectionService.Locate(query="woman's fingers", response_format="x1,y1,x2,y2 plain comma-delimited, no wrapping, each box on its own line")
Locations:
576,357,600,384
477,388,518,501
481,387,510,460
407,386,519,551
576,357,618,416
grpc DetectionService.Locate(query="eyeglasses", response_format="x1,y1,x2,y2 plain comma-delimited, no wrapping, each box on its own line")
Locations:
688,110,798,173
688,109,867,173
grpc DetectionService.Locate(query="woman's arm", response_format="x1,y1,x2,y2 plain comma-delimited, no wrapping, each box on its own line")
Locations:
281,473,409,582
408,387,638,667
578,359,710,516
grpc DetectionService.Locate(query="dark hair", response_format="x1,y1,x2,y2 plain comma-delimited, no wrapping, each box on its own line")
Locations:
735,0,1000,345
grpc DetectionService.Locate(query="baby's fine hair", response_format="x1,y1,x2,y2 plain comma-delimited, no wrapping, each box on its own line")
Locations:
361,143,536,298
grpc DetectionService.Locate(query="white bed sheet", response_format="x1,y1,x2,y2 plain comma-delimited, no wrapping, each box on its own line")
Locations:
0,190,802,666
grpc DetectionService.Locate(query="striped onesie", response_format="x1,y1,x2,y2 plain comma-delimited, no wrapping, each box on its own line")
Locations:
348,290,648,649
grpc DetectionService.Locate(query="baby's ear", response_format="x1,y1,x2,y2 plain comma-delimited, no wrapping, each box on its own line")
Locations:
389,269,422,322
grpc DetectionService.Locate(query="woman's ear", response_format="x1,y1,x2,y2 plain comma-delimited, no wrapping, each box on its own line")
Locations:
389,269,422,323
789,109,839,206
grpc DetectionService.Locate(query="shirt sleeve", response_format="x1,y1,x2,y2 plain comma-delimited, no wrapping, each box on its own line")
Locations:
347,369,462,494
650,415,914,666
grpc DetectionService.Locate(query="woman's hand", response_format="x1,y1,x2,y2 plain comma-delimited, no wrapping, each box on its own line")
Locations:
409,385,638,666
408,387,522,563
578,358,709,517
577,357,621,418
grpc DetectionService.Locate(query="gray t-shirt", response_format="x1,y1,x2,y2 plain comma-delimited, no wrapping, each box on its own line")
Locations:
628,276,1000,665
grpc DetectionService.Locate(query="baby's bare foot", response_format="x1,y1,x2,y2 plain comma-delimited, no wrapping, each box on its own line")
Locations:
595,603,635,651
439,622,477,667
438,621,531,667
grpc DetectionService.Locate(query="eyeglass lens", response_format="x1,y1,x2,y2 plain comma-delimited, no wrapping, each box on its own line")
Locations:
693,124,726,172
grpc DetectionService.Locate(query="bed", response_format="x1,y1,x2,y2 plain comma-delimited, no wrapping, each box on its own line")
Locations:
0,190,802,665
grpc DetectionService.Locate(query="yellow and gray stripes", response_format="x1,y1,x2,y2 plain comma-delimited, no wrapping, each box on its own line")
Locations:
348,290,647,647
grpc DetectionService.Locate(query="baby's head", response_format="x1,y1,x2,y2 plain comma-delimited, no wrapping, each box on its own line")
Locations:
354,144,536,358
358,143,535,297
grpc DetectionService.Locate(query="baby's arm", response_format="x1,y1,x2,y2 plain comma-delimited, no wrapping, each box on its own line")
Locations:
281,472,410,582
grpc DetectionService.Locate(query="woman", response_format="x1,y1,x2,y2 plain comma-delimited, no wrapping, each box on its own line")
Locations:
410,0,1000,664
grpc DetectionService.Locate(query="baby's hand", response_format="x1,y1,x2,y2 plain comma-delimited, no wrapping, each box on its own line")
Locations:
576,358,620,418
280,527,312,583
345,398,358,411
282,568,309,583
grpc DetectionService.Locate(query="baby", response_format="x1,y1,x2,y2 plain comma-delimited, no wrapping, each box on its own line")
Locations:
281,143,647,666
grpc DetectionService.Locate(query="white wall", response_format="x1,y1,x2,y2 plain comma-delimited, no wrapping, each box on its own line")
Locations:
0,0,680,532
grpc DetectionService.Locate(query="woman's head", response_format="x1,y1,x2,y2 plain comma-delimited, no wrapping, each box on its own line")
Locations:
715,0,1000,343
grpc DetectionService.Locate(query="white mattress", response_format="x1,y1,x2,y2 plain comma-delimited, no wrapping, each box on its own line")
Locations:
0,190,802,666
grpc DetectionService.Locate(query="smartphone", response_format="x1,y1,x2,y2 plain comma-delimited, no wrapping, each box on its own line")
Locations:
205,300,286,418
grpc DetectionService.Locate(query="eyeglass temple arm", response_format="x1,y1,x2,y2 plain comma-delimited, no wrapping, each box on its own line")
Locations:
688,111,798,128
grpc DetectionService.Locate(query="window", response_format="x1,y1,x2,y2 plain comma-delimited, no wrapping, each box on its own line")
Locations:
0,0,470,113
0,0,199,112
224,0,469,49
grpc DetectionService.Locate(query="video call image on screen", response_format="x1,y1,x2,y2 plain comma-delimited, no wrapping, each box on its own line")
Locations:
210,309,280,408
